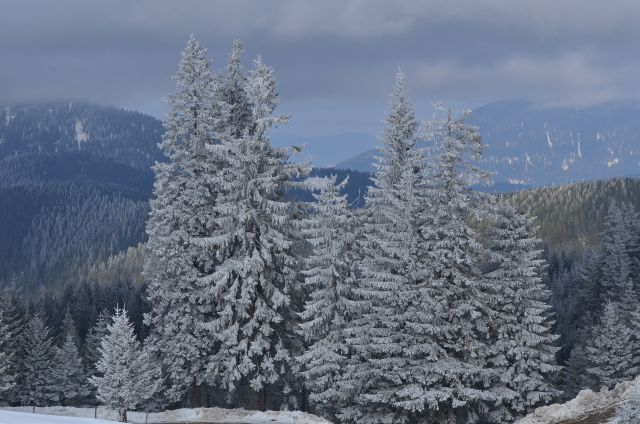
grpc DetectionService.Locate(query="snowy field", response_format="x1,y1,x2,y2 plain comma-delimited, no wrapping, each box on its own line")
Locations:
0,410,115,424
0,407,332,424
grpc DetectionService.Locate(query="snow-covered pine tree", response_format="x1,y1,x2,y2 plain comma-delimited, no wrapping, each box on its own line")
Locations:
0,351,13,396
0,281,24,404
0,311,15,397
419,106,499,423
90,307,162,423
84,309,110,376
18,314,57,406
585,302,637,389
144,34,221,399
601,205,635,301
338,72,446,424
297,175,361,418
216,39,253,137
200,51,308,408
485,201,559,421
561,343,592,398
52,333,91,406
61,307,80,347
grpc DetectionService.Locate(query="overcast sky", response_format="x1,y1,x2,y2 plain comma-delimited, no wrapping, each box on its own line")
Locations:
2,0,640,136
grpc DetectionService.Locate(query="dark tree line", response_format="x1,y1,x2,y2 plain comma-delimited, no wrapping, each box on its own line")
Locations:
0,278,150,407
543,202,640,398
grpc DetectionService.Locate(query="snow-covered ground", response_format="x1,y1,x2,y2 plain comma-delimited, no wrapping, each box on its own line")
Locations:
0,407,332,424
0,410,115,424
516,377,639,424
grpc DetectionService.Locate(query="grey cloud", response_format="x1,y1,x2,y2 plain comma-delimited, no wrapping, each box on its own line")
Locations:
0,0,639,134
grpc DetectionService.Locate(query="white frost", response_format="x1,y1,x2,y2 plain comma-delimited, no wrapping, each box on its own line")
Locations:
3,108,13,127
577,140,582,158
0,407,332,424
75,120,89,146
546,130,553,150
0,410,114,424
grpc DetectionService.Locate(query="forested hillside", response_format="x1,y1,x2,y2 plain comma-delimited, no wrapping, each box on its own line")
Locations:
0,152,152,289
507,177,640,253
0,103,163,169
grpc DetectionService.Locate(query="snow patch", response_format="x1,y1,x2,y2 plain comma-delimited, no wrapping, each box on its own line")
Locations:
608,158,619,168
3,108,13,127
561,159,569,172
0,406,332,424
516,377,638,424
577,141,582,158
75,120,90,146
546,130,553,150
0,410,114,424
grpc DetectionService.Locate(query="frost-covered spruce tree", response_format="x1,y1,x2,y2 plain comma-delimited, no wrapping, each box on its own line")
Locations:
84,309,110,376
585,302,638,389
601,205,636,301
61,307,80,347
0,282,24,404
297,175,362,418
339,72,446,424
52,334,90,406
90,307,162,422
216,39,253,137
485,202,559,421
420,106,498,423
0,352,13,396
18,314,57,406
201,51,308,408
144,35,220,398
0,311,15,397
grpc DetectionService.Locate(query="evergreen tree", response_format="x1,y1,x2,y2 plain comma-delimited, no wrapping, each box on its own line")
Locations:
585,302,637,389
90,307,162,422
144,34,220,399
297,175,361,418
52,333,91,406
0,351,13,396
0,281,24,404
485,202,559,421
84,309,110,375
419,106,498,423
201,51,308,408
560,342,591,399
601,205,635,301
61,306,80,347
339,72,446,424
18,314,57,406
217,39,253,136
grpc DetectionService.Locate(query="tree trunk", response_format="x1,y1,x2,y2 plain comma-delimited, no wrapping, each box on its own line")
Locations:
119,409,127,422
261,387,268,411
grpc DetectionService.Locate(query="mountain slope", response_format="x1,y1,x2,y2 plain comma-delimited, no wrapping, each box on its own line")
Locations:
0,102,163,169
0,103,160,288
506,177,640,253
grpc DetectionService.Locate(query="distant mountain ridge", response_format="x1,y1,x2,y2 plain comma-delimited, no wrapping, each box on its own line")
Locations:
337,100,640,187
0,102,163,169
